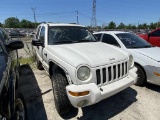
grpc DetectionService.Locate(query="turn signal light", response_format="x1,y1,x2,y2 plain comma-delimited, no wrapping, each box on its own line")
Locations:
154,72,160,77
69,91,90,96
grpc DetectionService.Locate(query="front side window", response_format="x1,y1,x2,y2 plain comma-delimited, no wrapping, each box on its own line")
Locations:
39,27,45,42
102,34,120,47
48,26,97,45
36,26,41,39
116,33,152,48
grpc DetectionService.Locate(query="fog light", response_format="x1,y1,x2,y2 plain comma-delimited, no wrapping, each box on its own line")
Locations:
154,72,160,77
69,91,90,96
77,100,88,107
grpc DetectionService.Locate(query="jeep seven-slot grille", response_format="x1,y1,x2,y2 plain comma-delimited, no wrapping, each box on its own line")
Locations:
96,61,128,85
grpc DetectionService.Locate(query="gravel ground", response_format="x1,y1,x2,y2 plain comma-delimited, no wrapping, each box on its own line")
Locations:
18,42,160,120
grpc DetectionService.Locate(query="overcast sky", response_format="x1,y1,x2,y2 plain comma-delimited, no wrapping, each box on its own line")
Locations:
0,0,160,26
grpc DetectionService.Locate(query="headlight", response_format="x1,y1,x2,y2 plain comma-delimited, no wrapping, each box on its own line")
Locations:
129,55,134,69
77,66,90,81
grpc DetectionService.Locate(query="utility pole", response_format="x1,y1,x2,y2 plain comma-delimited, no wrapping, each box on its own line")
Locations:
91,0,97,30
31,7,37,28
76,10,79,24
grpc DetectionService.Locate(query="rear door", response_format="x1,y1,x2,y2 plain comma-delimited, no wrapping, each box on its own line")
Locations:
149,29,160,47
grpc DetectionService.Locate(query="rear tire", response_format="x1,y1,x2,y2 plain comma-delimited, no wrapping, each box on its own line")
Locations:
135,64,146,86
51,73,72,116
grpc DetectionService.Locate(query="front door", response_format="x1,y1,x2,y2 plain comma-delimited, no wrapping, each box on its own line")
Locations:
149,29,160,47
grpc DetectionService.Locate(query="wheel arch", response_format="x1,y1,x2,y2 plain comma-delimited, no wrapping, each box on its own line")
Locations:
48,61,72,85
134,62,147,80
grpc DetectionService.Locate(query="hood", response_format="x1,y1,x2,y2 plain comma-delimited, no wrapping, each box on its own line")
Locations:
128,47,160,61
0,54,7,83
47,42,128,67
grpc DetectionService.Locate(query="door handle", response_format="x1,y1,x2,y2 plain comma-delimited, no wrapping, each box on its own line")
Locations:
44,53,47,57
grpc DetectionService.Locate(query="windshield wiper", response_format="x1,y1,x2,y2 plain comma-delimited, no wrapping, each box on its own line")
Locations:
127,46,140,48
77,39,97,42
141,45,152,48
128,45,152,48
53,40,78,44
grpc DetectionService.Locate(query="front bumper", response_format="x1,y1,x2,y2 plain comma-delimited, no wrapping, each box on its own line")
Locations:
145,65,160,85
66,67,137,108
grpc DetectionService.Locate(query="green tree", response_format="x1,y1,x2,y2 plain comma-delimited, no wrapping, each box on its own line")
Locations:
0,22,2,27
126,24,137,29
137,24,143,29
117,22,125,29
20,19,34,28
137,23,149,29
142,23,149,29
108,21,116,29
4,17,20,28
103,26,108,30
97,26,101,30
149,22,157,29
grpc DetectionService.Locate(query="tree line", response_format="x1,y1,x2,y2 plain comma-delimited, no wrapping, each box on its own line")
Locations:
0,17,159,29
88,21,159,30
0,17,39,28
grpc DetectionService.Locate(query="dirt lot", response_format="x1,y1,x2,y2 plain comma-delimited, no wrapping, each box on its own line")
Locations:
18,41,160,120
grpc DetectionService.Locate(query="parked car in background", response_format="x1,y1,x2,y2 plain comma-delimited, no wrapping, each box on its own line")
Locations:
0,28,27,120
94,31,160,86
9,29,25,38
137,28,160,47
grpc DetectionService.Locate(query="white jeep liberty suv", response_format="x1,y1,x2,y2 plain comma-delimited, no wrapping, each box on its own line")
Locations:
32,23,137,116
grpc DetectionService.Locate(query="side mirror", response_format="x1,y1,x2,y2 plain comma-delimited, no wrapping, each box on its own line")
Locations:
6,40,24,50
32,39,43,46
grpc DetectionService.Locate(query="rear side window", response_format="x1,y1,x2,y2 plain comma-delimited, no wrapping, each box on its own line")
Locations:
102,34,120,47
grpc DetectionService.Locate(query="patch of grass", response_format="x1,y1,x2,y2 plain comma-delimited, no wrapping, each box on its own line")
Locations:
19,57,35,65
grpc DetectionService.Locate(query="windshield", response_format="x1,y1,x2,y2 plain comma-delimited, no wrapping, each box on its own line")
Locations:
115,33,152,48
48,26,97,45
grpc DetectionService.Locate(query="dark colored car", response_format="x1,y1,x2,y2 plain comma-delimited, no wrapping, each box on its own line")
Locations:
0,28,26,120
9,30,25,38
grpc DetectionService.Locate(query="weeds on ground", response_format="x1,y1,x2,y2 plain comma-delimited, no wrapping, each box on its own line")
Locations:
19,42,36,65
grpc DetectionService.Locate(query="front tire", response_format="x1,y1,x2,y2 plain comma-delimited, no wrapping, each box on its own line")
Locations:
51,73,72,116
15,92,27,120
135,64,146,86
36,59,43,70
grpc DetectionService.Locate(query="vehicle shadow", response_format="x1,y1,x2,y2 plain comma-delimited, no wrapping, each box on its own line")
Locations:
145,83,160,92
18,64,48,120
76,87,137,120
